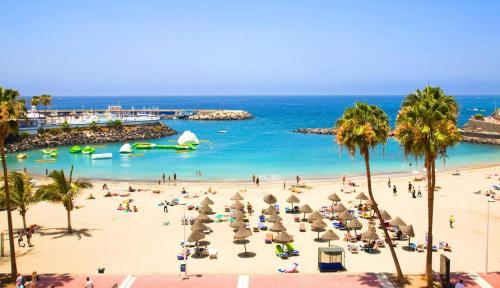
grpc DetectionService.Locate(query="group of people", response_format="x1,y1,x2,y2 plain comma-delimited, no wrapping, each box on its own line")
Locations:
252,174,260,186
17,226,36,248
161,172,177,184
15,272,38,288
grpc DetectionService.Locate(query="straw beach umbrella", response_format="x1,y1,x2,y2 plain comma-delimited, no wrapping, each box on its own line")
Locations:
338,210,353,222
187,231,205,254
380,210,392,221
199,204,214,214
355,192,369,205
230,219,246,229
311,219,327,239
390,217,406,227
231,200,245,210
270,222,286,234
274,231,293,249
361,228,379,241
299,204,313,220
230,209,245,219
267,213,282,223
263,194,277,205
234,227,252,254
333,203,347,213
286,195,300,211
191,221,209,232
328,193,341,206
200,197,214,206
320,229,339,246
231,192,244,201
196,213,211,223
346,217,363,234
400,224,415,246
263,206,277,215
309,211,323,221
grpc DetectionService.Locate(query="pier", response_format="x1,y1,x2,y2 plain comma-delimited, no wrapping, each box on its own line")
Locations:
38,107,221,119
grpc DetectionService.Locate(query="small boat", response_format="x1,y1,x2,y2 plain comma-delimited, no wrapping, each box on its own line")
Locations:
16,153,28,159
91,153,112,160
69,145,82,154
41,149,56,154
119,143,133,153
217,130,228,133
50,151,58,158
82,146,96,154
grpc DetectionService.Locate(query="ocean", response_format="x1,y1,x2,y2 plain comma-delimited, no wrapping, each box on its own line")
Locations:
8,95,500,181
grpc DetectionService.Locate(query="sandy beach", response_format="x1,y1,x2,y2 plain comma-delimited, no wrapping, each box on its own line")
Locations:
0,165,499,276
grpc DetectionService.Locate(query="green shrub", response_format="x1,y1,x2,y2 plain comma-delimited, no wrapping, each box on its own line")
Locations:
20,132,30,139
61,121,70,131
473,113,484,120
48,128,62,135
107,119,122,128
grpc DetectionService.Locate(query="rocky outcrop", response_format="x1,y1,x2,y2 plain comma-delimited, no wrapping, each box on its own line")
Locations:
294,128,336,135
461,136,500,145
6,122,177,152
188,110,254,120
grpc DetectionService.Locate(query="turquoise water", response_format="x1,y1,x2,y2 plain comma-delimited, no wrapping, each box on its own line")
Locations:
7,96,500,180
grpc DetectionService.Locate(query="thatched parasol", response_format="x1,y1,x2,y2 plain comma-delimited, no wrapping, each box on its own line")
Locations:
234,227,252,254
299,204,313,220
270,222,286,234
195,213,211,223
191,220,209,232
390,216,406,227
400,224,415,246
274,231,293,249
231,192,244,201
320,229,339,246
230,218,246,229
328,193,341,204
346,217,363,234
200,197,214,206
286,195,300,210
263,194,277,205
230,209,245,219
311,219,328,239
338,210,353,222
199,204,214,215
263,206,277,215
380,210,392,221
361,228,379,241
365,199,374,207
309,211,324,221
333,203,347,213
355,192,369,204
187,231,205,254
266,213,282,223
231,200,245,210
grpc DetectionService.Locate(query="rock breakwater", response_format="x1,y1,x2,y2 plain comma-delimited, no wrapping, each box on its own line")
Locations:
188,110,254,120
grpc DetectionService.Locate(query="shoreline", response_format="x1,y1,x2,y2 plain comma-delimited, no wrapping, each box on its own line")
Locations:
28,161,500,184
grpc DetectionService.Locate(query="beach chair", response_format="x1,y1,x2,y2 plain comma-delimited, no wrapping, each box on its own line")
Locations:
285,243,300,256
224,205,230,212
265,233,273,244
274,204,280,214
253,226,259,232
294,216,300,222
348,244,359,254
259,215,266,222
408,243,417,251
285,207,291,214
258,223,268,231
278,262,299,273
275,245,288,258
299,223,306,232
417,244,425,252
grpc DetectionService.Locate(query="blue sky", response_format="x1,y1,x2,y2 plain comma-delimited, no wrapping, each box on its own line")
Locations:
1,1,499,96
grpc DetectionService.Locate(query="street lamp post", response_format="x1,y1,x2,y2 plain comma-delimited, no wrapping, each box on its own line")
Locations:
486,198,491,274
180,201,188,279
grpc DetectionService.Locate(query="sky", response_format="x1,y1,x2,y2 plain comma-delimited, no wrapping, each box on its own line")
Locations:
1,1,500,96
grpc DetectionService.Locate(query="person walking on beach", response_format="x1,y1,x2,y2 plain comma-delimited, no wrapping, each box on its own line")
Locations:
173,173,177,183
283,182,286,190
164,203,168,213
17,231,24,247
449,215,455,228
296,175,300,186
252,174,256,184
45,168,48,176
408,181,413,193
417,186,422,197
256,177,260,186
162,173,165,183
412,188,416,199
168,175,171,183
387,178,391,188
342,175,346,185
26,229,33,247
85,276,94,288
393,185,397,196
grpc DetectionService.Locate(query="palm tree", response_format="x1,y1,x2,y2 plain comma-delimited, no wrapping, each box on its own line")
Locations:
30,96,40,111
0,86,26,278
40,94,52,126
38,166,92,232
0,171,42,230
336,102,404,282
395,86,460,286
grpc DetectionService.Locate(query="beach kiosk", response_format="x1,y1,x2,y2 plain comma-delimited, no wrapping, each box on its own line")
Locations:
318,246,345,272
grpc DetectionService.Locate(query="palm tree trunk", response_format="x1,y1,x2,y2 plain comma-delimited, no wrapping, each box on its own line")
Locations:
425,157,435,287
0,139,18,278
363,149,403,282
22,212,27,231
67,209,72,232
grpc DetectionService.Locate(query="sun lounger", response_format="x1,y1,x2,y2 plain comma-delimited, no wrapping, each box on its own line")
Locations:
408,243,417,251
259,215,266,222
294,216,300,222
259,223,268,231
278,262,299,273
285,243,300,256
299,223,306,232
347,244,359,254
417,244,425,252
253,226,259,232
265,233,273,244
275,245,288,258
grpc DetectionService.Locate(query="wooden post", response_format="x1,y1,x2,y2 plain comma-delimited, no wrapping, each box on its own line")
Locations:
1,232,4,257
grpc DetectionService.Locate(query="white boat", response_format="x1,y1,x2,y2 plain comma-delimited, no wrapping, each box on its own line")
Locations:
217,130,228,133
91,153,112,160
119,143,133,153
